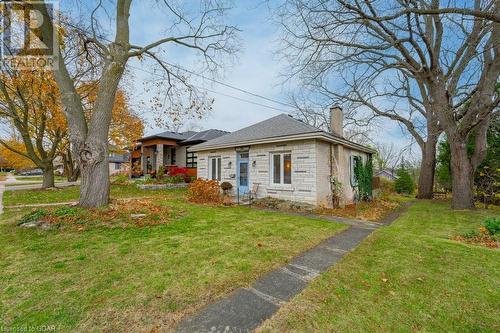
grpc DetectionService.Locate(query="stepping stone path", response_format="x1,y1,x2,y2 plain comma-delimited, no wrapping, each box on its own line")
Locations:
176,205,409,333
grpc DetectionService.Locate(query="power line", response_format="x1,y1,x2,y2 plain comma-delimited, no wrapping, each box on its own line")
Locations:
62,21,297,111
127,64,293,113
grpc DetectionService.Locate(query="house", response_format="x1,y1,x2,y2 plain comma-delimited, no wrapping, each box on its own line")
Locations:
131,129,229,176
375,168,397,181
189,107,375,207
109,150,130,175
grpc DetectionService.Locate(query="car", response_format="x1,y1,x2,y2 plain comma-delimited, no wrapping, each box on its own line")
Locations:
19,168,43,176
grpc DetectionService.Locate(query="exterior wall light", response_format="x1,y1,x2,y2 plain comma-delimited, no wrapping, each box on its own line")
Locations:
252,160,257,167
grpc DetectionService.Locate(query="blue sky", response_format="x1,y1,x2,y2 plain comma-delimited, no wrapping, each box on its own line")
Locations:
62,0,414,157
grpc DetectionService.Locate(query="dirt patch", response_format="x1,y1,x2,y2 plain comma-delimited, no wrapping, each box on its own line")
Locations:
253,197,400,222
18,199,181,231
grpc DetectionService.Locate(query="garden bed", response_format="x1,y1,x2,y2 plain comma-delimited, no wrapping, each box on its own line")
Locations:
17,198,180,230
253,196,405,222
450,217,499,248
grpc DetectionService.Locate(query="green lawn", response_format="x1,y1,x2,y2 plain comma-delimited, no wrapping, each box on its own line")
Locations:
0,189,346,332
3,185,174,206
259,201,500,332
14,176,67,182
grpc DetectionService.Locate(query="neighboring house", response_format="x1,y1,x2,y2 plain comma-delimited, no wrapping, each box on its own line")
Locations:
190,107,375,206
109,150,130,175
375,168,397,181
131,129,229,176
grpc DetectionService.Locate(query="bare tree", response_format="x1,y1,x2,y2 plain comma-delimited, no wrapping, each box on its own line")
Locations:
38,0,238,207
276,0,499,208
374,142,404,172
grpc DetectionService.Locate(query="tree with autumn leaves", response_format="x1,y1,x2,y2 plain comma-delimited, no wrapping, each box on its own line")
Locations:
0,70,64,188
0,70,143,188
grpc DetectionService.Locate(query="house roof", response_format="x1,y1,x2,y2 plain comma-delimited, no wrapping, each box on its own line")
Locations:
190,114,375,153
183,129,230,144
109,153,130,163
137,131,194,142
375,169,397,180
136,129,228,145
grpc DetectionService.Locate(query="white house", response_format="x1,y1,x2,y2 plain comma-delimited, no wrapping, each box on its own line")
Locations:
190,107,375,207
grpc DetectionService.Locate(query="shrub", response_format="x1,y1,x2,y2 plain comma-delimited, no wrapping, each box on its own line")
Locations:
53,206,80,218
484,217,500,235
354,157,373,201
379,177,395,194
169,166,188,176
164,175,185,184
187,179,222,204
157,166,165,179
394,165,415,195
18,209,47,225
111,172,129,185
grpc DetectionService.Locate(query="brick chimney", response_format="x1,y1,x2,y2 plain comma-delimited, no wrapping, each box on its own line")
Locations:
330,106,343,137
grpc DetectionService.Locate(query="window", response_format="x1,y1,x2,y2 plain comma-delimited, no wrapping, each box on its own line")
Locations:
271,153,292,185
208,157,222,180
186,151,197,168
114,162,121,170
349,155,362,186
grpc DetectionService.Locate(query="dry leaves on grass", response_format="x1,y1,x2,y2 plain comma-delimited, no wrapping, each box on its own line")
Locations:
25,199,177,230
451,233,499,249
315,199,400,221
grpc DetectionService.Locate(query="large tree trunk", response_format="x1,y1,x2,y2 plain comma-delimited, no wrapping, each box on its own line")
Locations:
417,137,438,199
41,164,55,189
77,56,126,207
78,141,110,207
449,137,475,209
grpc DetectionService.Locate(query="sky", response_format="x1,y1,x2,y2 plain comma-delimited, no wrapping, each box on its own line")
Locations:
62,0,416,159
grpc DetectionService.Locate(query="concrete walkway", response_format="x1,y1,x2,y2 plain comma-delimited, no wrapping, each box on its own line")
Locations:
176,204,410,333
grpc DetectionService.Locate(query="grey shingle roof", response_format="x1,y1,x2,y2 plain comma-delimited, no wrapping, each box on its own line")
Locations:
191,114,324,149
183,129,229,144
109,153,130,163
190,113,374,153
192,114,324,149
137,129,226,143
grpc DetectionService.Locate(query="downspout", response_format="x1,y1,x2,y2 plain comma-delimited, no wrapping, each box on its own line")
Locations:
329,143,334,208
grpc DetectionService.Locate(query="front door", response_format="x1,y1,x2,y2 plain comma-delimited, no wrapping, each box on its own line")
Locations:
237,152,249,194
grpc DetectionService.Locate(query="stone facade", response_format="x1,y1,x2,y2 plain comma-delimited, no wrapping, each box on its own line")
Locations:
197,139,370,207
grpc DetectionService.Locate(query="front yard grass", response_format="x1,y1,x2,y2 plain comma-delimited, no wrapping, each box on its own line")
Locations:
0,189,346,332
258,201,500,332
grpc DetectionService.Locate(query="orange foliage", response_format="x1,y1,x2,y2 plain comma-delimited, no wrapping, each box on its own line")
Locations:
187,179,223,204
78,82,144,148
0,140,36,170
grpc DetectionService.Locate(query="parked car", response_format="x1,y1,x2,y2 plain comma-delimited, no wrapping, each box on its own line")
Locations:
19,168,43,176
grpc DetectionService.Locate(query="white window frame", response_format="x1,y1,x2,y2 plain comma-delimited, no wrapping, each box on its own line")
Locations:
270,152,292,185
208,156,222,181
